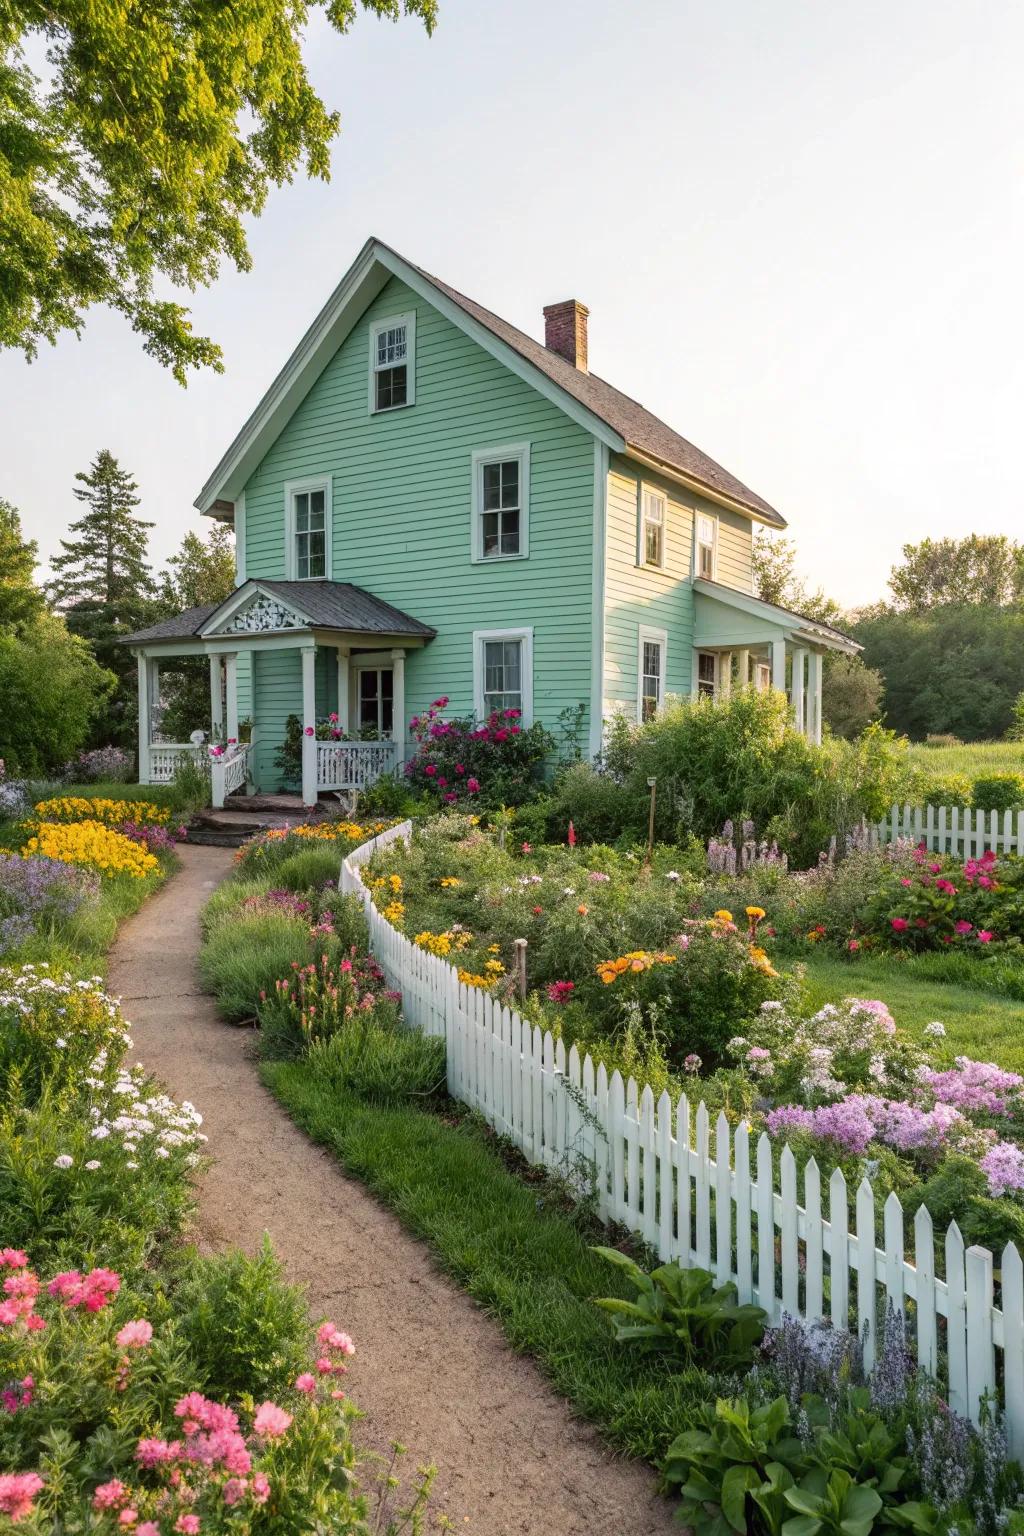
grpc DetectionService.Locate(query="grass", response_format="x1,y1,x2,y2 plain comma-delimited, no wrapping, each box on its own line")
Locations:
799,948,1024,1071
263,1060,715,1468
905,741,1024,777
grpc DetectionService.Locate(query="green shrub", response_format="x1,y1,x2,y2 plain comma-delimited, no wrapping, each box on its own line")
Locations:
592,1251,766,1367
307,1021,446,1103
916,772,972,809
174,1236,311,1402
273,844,346,892
971,772,1024,813
547,761,635,845
198,910,314,1021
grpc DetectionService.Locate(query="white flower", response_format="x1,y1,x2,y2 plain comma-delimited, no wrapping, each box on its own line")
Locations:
924,1022,946,1038
54,1037,67,1049
85,1159,101,1171
155,1147,170,1159
665,871,681,881
727,1037,748,1051
54,1154,74,1169
90,1125,111,1140
126,1160,138,1170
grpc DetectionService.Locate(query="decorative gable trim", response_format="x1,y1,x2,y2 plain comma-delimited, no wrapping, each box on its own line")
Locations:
200,581,312,638
194,239,623,514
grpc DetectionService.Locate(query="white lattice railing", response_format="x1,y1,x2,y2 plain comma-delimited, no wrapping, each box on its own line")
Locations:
148,745,202,785
339,821,1024,1455
316,740,396,792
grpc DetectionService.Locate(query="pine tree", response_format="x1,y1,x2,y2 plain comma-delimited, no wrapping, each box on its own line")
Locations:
49,451,156,747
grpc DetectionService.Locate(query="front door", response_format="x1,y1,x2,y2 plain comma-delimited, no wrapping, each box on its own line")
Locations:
356,666,394,738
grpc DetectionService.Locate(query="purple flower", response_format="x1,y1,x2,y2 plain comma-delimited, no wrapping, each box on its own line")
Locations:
980,1141,1024,1197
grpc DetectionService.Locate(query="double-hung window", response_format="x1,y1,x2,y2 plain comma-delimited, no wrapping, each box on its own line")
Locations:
637,626,667,722
697,651,717,698
640,487,666,568
696,513,717,579
357,668,394,737
473,627,533,722
369,312,415,413
472,444,530,561
285,478,331,579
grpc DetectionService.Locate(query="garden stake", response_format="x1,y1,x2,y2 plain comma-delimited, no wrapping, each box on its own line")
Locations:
514,937,528,998
645,776,657,866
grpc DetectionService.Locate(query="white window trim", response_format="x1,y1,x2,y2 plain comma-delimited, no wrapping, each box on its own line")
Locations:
472,626,534,724
368,310,416,414
637,483,668,570
694,649,718,698
694,509,718,581
637,625,668,722
284,476,332,581
470,443,531,563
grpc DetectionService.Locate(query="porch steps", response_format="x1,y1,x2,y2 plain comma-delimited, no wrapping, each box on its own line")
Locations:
186,794,336,848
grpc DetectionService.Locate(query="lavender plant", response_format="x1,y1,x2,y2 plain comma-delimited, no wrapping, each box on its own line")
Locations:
0,852,97,955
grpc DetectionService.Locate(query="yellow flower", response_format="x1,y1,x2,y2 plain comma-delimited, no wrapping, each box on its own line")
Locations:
745,906,766,921
414,930,452,956
487,944,500,953
457,967,497,990
382,900,405,925
485,958,505,974
34,796,169,827
713,909,734,923
748,945,779,977
23,820,159,879
440,877,461,888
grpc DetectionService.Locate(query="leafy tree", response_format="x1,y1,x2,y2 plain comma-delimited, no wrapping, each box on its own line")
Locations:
0,499,44,632
0,610,114,774
821,653,884,740
887,535,1024,611
2,0,437,383
48,449,156,745
852,606,1024,741
1009,693,1024,744
160,524,236,611
752,530,842,626
157,524,237,740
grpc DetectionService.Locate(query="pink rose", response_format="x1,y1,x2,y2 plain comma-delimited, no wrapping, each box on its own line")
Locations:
890,918,909,932
116,1319,153,1349
253,1401,293,1438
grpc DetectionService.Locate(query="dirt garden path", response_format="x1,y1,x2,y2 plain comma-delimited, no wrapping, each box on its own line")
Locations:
107,845,678,1536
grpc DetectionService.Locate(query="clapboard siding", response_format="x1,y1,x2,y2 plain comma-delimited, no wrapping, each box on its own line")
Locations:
243,275,595,756
601,456,757,719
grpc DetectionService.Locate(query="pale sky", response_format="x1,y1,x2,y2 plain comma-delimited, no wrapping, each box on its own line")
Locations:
3,0,1022,608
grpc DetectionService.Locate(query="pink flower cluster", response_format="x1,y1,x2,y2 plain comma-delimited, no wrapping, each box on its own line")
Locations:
917,1057,1023,1115
546,980,575,1005
0,1472,44,1524
47,1266,121,1312
980,1141,1024,1197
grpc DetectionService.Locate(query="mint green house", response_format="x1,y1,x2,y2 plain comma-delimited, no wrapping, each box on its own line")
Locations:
128,238,857,806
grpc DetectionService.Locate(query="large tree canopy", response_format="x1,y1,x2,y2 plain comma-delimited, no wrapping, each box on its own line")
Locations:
886,535,1024,611
1,0,437,382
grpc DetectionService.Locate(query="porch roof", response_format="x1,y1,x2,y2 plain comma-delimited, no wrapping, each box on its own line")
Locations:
124,580,436,647
693,579,861,655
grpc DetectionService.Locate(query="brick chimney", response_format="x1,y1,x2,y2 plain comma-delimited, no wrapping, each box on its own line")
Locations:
543,299,589,373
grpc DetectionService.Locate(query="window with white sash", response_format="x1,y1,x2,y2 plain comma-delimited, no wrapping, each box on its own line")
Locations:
284,478,331,580
473,627,533,722
472,445,530,561
369,312,415,413
697,651,717,698
640,486,666,568
696,513,717,579
637,626,667,721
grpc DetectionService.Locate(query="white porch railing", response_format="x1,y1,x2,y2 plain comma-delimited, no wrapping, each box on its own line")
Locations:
211,744,251,809
316,740,397,792
340,821,1024,1453
148,744,202,784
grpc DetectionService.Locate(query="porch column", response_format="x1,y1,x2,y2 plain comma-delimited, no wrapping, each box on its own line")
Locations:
209,653,224,739
224,653,239,744
736,648,750,689
792,647,807,733
336,646,351,734
148,658,161,742
391,649,406,769
719,652,733,699
300,644,317,807
770,638,787,695
136,653,151,783
808,651,824,745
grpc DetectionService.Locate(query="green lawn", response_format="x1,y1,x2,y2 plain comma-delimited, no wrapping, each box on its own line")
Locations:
905,740,1024,777
798,949,1024,1072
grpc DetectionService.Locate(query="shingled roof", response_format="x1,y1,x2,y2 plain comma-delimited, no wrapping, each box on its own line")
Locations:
403,250,786,528
124,581,435,645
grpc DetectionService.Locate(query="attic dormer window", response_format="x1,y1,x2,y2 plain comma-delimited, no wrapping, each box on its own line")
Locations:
370,312,415,413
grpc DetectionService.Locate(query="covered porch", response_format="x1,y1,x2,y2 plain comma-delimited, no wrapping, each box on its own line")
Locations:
691,579,861,741
125,580,434,807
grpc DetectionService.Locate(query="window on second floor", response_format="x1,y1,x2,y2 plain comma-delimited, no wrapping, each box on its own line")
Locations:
369,312,415,413
285,478,331,580
696,512,717,579
640,487,666,568
471,445,530,562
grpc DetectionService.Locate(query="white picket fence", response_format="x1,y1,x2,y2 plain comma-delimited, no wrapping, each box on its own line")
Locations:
341,821,1024,1451
873,802,1024,858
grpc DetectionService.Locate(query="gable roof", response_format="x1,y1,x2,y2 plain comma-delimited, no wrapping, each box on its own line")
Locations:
196,237,785,529
123,580,435,645
693,579,860,654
